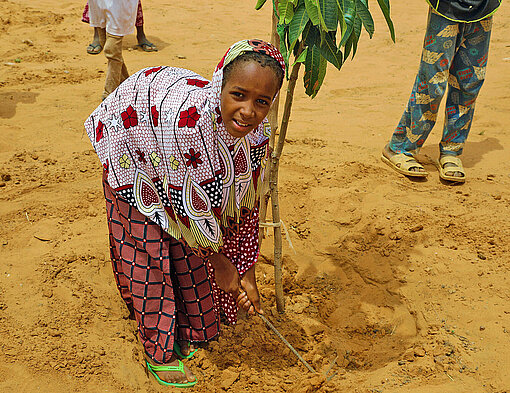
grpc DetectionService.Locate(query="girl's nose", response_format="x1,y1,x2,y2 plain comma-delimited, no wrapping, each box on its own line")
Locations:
240,101,255,118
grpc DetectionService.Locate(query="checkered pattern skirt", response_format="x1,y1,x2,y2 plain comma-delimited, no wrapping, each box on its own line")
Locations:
104,178,219,364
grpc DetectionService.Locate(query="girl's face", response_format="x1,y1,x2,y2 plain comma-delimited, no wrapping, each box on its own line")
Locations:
220,61,280,139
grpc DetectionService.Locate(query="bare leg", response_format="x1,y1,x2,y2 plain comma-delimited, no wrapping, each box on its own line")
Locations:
136,25,158,52
87,26,104,54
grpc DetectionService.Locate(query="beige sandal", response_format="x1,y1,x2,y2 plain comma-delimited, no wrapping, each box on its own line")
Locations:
381,151,428,178
438,155,465,183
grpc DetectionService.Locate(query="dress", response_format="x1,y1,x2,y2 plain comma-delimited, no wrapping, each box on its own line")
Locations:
388,2,499,157
84,39,285,363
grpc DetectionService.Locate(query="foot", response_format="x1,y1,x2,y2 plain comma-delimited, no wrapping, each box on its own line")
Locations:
382,144,427,174
240,265,262,315
137,37,158,52
87,27,103,55
441,156,464,177
145,354,196,385
438,154,465,183
175,341,198,358
86,42,102,55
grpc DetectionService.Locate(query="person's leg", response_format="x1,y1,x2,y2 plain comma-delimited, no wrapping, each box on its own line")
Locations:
170,239,219,354
136,25,158,51
438,17,492,179
384,10,460,173
103,180,195,384
134,1,158,51
87,26,104,54
102,33,128,100
97,26,106,47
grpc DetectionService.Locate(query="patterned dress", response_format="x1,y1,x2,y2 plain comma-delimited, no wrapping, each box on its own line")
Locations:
84,40,284,363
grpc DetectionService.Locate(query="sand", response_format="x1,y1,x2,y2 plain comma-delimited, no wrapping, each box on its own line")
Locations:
1,0,510,392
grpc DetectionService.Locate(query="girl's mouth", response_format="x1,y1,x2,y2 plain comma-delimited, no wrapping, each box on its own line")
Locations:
234,119,251,128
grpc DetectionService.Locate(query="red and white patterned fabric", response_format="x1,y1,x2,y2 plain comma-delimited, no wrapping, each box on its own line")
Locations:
105,179,219,363
85,39,284,324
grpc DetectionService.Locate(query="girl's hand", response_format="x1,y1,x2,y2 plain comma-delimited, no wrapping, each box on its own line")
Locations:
240,264,262,315
208,253,242,297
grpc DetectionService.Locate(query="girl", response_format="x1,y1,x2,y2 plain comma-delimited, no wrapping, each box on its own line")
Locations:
84,39,285,387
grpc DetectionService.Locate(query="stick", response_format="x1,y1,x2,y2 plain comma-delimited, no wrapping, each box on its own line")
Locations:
326,370,338,383
325,355,338,377
257,312,316,374
270,167,284,312
269,43,305,313
258,1,281,247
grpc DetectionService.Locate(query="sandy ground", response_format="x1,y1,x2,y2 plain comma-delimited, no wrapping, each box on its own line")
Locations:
1,0,510,392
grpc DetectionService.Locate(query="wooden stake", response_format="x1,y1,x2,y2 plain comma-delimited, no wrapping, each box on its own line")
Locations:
259,8,280,246
269,44,304,313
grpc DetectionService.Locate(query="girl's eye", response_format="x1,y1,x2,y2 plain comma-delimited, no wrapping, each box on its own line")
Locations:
257,99,269,106
231,91,243,98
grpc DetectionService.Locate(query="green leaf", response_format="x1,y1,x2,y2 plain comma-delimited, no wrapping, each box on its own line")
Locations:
317,0,338,31
293,47,308,64
288,3,310,54
255,0,268,10
304,23,321,48
355,0,374,37
304,0,320,26
303,45,327,97
336,2,347,36
343,29,353,59
351,14,362,57
337,0,355,28
377,0,396,42
279,0,296,24
319,32,343,69
338,0,355,46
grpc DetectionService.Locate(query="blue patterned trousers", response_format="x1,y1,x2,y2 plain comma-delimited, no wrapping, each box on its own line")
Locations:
389,9,493,157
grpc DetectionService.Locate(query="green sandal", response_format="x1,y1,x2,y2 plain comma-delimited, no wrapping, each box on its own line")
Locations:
173,342,198,360
145,359,197,388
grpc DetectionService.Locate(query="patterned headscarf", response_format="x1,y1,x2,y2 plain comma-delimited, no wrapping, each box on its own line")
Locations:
84,39,284,257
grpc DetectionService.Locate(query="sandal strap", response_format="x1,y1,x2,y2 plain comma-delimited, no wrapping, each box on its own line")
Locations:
389,153,425,171
146,359,184,373
439,155,463,168
145,359,197,387
174,342,198,359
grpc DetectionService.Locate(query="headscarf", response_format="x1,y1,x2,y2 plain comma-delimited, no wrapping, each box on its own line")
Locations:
84,39,285,257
